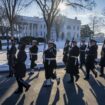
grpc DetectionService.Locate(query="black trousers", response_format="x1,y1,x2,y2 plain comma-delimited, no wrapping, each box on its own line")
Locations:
45,65,56,79
85,66,96,78
80,56,85,68
69,66,79,81
30,59,37,69
8,65,14,76
100,66,104,75
16,77,29,91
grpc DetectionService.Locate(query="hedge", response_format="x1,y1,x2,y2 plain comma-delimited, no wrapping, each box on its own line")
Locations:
20,36,45,45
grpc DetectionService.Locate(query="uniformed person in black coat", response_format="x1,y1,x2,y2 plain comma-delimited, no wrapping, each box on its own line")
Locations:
43,41,60,87
84,39,97,80
14,44,30,94
66,41,80,83
29,40,38,74
80,40,87,69
99,40,105,77
7,40,17,77
63,40,70,71
0,39,2,50
94,41,98,64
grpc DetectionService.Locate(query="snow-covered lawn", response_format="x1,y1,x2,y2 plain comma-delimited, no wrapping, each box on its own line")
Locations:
0,41,65,71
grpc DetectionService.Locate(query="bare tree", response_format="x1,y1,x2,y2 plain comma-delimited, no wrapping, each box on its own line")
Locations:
66,0,95,10
81,24,93,38
54,15,65,41
101,8,105,27
89,15,101,36
0,6,5,36
34,0,62,41
0,0,31,37
33,0,95,41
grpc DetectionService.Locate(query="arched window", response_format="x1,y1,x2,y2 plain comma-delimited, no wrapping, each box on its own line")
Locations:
77,26,79,30
73,26,75,30
67,25,71,30
67,32,71,39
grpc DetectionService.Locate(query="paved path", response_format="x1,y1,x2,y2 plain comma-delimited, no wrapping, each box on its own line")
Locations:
0,68,105,105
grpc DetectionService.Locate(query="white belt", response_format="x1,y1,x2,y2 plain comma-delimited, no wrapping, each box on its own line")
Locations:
80,50,85,52
71,56,78,65
30,53,37,55
45,58,56,60
45,58,56,65
70,56,78,59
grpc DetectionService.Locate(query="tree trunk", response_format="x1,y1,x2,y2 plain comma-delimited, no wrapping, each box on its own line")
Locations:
56,29,59,41
10,22,14,37
43,25,51,52
46,26,51,42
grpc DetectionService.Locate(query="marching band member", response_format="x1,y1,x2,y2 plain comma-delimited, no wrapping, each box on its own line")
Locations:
29,40,38,74
66,40,80,83
84,39,97,80
80,40,87,69
99,40,105,77
43,41,60,87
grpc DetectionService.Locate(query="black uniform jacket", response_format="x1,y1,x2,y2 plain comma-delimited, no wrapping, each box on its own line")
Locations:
80,44,86,57
66,46,79,72
30,45,38,60
100,46,105,66
43,47,57,69
14,50,27,78
7,45,17,65
86,45,96,68
63,44,70,63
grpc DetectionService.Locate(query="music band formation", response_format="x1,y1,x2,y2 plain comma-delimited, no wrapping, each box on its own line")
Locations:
6,39,105,94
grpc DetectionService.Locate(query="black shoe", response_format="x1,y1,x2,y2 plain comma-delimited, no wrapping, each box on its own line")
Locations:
15,90,23,94
43,84,52,87
64,68,67,70
94,72,97,78
25,84,31,91
28,71,34,75
84,77,89,80
80,66,82,69
6,74,13,78
67,80,74,84
57,78,60,85
75,75,80,82
99,74,104,77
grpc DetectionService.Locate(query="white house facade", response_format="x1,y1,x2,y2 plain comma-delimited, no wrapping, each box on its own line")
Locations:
15,15,81,41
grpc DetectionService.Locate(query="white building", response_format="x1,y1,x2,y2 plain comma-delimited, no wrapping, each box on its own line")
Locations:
15,15,81,41
58,16,81,41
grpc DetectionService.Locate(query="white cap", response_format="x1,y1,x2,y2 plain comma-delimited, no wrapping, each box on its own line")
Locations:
48,40,54,44
32,40,37,43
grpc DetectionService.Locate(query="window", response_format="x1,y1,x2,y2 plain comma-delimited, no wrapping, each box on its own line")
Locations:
44,24,46,28
41,32,42,36
40,24,42,28
67,25,71,30
77,26,79,30
77,34,79,38
67,32,71,39
44,32,46,36
73,26,75,30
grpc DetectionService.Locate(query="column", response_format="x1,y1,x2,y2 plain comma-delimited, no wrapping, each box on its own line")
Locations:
31,23,33,36
28,23,30,36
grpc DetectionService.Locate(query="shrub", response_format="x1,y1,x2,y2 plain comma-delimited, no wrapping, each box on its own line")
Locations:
20,36,45,45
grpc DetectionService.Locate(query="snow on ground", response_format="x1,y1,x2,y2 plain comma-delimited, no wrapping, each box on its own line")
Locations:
0,41,65,72
0,41,102,72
